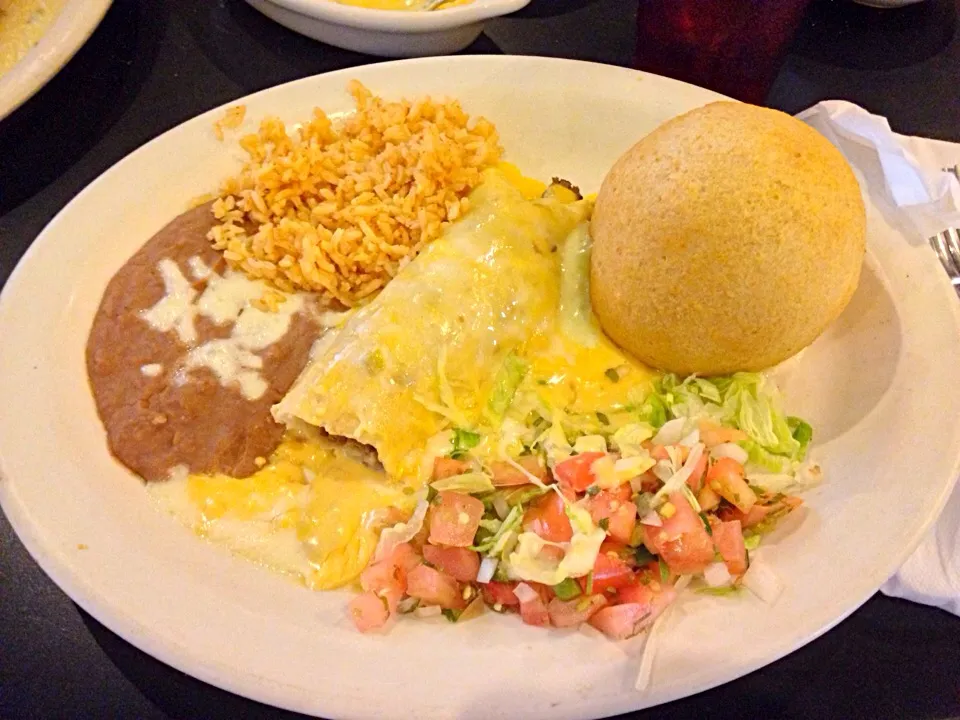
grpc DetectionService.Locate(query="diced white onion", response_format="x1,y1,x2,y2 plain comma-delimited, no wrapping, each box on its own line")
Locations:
652,418,686,447
493,495,510,520
795,460,824,488
678,429,700,448
513,582,539,604
476,557,498,584
742,559,784,605
414,605,442,618
640,511,663,527
653,443,705,503
703,562,732,588
710,442,748,465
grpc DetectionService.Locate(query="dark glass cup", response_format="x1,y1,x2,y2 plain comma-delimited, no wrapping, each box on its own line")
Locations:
634,0,813,105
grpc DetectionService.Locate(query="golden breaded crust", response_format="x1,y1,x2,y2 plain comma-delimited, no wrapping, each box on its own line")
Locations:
590,101,866,375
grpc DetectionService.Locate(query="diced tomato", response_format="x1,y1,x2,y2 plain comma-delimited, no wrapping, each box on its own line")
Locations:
422,545,480,583
428,491,484,547
519,593,551,627
712,519,748,576
706,457,757,512
360,560,406,614
348,591,391,633
698,420,748,448
433,456,471,480
686,451,708,493
523,491,573,543
588,603,651,640
581,549,635,594
547,594,607,628
490,456,546,487
653,529,716,575
553,452,605,493
646,493,714,575
406,564,464,610
360,543,420,614
585,490,637,544
481,581,520,607
599,539,633,562
390,542,423,573
589,585,677,639
614,582,656,606
660,492,703,538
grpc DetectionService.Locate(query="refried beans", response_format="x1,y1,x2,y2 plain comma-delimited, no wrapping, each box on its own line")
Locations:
86,203,323,482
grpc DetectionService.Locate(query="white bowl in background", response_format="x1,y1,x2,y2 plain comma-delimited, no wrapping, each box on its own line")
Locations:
0,0,113,121
851,0,927,8
245,0,529,56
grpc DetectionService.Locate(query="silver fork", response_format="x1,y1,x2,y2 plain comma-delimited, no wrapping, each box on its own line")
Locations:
930,227,960,295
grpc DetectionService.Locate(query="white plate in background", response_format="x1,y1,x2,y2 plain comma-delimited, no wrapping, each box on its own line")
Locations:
1,56,959,719
0,0,112,121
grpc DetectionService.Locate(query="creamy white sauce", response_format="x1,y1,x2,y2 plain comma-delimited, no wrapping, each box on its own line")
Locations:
187,256,212,281
140,363,163,377
141,259,199,344
140,257,305,401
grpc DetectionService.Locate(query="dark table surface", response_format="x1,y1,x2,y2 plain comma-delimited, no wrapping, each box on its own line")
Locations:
2,1,960,718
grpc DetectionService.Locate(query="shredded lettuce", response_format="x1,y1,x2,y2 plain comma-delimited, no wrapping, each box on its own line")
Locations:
644,372,812,468
431,472,495,494
487,352,529,420
450,428,481,459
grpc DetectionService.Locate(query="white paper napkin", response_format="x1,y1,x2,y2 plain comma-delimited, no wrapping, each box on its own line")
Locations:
796,100,960,616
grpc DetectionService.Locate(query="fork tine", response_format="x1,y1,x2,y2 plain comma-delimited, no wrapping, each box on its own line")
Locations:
945,228,960,276
931,231,960,281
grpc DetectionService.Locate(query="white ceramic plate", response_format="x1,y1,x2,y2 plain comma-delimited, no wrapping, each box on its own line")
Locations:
0,0,113,121
1,56,959,719
245,0,529,57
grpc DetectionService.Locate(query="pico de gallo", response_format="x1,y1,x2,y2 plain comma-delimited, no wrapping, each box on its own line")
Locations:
348,372,821,639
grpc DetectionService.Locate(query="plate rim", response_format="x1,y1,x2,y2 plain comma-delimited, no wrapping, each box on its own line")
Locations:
2,54,960,718
0,0,113,121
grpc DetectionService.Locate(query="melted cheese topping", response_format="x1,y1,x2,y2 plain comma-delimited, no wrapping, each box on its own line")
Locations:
150,433,413,589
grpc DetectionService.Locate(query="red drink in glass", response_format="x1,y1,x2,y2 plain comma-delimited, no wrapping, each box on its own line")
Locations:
635,0,813,105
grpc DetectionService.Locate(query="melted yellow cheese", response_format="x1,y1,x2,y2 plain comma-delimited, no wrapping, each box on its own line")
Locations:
155,434,413,590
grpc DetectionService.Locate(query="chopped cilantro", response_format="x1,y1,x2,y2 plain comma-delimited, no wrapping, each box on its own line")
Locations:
450,428,481,459
699,512,713,536
553,578,582,601
604,368,620,383
658,557,670,583
598,518,610,531
586,485,601,497
634,546,655,565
